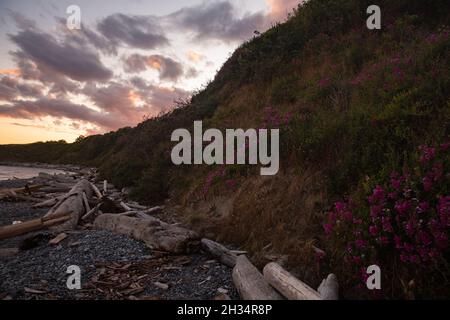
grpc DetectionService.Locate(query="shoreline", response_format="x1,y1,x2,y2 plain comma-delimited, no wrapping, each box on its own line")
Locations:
0,170,238,300
0,161,84,172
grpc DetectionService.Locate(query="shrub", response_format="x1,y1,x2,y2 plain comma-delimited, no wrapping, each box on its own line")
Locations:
324,142,450,299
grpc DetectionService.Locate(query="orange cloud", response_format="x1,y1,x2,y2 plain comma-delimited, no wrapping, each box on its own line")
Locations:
128,90,144,107
0,69,21,77
147,56,163,71
187,50,204,63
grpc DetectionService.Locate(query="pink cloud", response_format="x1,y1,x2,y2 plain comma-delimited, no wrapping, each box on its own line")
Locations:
267,0,301,22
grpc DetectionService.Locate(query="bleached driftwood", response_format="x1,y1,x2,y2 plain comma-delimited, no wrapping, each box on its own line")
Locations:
93,214,199,254
44,179,93,230
32,196,64,208
201,238,239,267
81,203,101,221
82,192,91,212
318,274,339,300
232,255,283,300
90,183,103,199
116,206,165,218
126,203,147,210
0,212,71,240
49,233,68,245
263,262,321,300
120,201,132,212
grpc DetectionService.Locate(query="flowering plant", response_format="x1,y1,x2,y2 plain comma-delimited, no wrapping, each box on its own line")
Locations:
324,142,450,298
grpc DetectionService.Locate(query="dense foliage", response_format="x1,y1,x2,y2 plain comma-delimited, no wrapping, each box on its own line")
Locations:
1,0,449,298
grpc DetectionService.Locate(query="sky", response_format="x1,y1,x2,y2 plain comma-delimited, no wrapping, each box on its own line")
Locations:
0,0,300,144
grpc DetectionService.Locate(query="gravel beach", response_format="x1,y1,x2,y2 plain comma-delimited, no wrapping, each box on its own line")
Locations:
0,177,238,300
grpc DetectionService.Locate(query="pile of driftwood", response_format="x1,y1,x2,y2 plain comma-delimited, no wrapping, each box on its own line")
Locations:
0,169,198,254
200,239,339,300
0,167,339,300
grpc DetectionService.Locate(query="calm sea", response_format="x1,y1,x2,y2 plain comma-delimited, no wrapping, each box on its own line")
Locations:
0,165,66,181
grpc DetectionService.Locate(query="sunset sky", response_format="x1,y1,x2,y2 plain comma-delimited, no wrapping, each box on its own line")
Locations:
0,0,300,144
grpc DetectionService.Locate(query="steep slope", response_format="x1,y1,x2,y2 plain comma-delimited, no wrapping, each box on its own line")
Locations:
1,0,450,298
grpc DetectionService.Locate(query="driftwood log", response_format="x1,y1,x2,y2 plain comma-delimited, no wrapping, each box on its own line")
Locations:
201,238,239,267
32,196,64,208
81,203,101,221
232,255,283,300
93,214,199,254
44,179,93,230
0,185,42,199
90,183,103,199
263,262,321,300
318,274,339,300
0,211,71,240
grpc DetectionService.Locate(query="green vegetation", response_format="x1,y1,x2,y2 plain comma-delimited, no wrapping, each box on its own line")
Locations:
1,0,449,298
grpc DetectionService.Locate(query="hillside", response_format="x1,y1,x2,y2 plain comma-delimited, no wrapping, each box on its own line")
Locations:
1,0,450,299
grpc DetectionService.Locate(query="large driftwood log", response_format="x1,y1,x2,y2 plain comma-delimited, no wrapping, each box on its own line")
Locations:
232,255,283,300
263,262,321,300
201,238,239,267
0,212,71,240
93,214,199,254
0,185,42,199
32,196,64,208
318,274,339,300
44,179,93,230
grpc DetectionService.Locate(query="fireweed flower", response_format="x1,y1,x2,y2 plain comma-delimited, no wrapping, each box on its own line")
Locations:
323,143,450,292
395,200,411,215
418,230,432,246
378,236,390,246
423,176,433,192
381,217,393,233
419,145,436,164
323,223,334,235
369,225,379,236
370,205,383,218
390,173,402,190
417,202,430,214
373,186,385,201
394,235,403,249
355,239,367,249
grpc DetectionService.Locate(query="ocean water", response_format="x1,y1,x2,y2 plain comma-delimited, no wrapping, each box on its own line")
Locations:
0,165,66,181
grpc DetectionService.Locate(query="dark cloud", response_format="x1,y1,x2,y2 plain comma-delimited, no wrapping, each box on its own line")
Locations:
9,29,113,82
123,54,184,81
7,10,36,30
122,54,149,73
97,14,169,50
0,76,43,100
0,98,120,129
168,1,266,42
82,82,134,115
10,50,80,97
58,18,117,56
